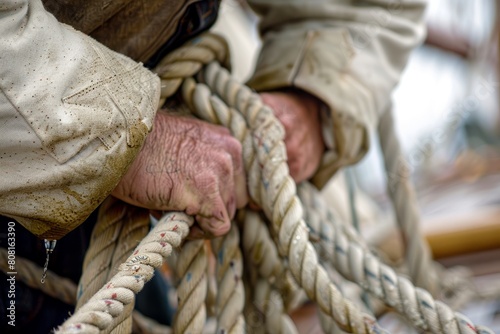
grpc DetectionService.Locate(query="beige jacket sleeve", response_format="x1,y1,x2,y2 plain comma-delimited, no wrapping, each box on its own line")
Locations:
0,0,160,240
246,0,427,187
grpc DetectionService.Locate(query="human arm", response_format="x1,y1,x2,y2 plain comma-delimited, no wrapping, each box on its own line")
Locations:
247,0,427,187
0,0,158,240
0,0,247,240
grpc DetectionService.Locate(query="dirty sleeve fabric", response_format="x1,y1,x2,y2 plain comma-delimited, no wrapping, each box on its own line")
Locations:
0,0,160,239
247,0,427,187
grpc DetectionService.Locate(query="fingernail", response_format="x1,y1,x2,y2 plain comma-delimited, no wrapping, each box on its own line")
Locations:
216,210,225,221
207,217,225,230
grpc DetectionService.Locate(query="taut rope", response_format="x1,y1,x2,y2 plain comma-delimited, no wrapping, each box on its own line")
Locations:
378,109,439,294
76,197,151,333
183,59,495,334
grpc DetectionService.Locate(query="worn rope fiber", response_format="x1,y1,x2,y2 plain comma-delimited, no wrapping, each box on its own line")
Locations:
55,32,386,333
171,238,208,333
241,210,305,313
0,248,172,334
186,63,389,333
182,72,389,333
9,32,493,333
55,212,193,333
184,59,496,333
76,197,151,334
378,109,439,295
210,224,246,333
241,210,302,334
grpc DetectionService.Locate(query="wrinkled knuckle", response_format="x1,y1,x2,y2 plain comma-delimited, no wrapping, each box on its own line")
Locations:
196,171,218,195
213,151,233,177
212,222,231,237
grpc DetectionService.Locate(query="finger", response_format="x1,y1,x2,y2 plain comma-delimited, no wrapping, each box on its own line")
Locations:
218,136,248,209
212,150,240,218
226,195,237,221
196,213,230,237
196,177,231,237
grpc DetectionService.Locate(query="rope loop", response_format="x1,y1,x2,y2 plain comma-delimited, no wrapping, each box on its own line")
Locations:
2,32,492,334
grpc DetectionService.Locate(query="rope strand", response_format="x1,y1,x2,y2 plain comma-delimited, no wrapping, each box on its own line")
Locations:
4,32,494,334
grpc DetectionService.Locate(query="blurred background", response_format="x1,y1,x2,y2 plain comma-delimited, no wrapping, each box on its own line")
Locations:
211,0,500,332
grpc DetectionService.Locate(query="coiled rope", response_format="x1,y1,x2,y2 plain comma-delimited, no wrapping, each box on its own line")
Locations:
0,33,495,334
183,59,495,334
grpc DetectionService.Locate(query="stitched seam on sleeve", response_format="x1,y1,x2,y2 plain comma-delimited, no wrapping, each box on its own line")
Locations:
289,30,318,85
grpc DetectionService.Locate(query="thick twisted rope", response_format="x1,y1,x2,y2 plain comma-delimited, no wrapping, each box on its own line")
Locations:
304,195,493,334
187,60,496,334
241,210,305,313
76,197,151,334
249,278,300,334
55,212,193,333
183,63,388,333
299,154,493,333
210,224,245,333
377,109,439,294
0,247,173,333
241,210,302,334
23,32,493,333
377,109,480,310
172,239,208,333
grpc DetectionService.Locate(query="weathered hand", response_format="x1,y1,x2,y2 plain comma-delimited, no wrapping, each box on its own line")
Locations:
260,89,325,183
112,111,247,238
